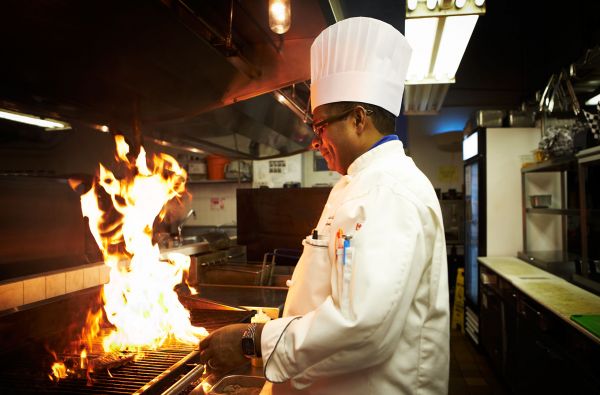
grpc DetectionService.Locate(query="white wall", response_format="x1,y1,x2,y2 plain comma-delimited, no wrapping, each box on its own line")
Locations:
485,127,543,255
407,107,474,193
185,182,251,227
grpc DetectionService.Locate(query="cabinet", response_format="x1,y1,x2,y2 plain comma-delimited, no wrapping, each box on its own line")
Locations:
519,157,580,279
478,263,600,394
479,265,518,392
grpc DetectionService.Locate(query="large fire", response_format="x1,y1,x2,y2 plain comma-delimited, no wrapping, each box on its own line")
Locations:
51,135,206,381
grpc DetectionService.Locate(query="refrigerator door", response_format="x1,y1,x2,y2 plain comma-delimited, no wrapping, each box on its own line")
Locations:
464,160,480,306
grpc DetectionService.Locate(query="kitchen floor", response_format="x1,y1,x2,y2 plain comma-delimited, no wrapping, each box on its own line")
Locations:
449,329,510,395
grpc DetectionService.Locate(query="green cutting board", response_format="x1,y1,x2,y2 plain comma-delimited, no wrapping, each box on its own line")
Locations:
570,315,600,338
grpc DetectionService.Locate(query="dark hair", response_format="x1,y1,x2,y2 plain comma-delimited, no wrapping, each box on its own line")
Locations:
327,102,396,135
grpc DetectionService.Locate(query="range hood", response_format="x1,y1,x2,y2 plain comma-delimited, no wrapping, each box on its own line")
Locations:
0,0,333,158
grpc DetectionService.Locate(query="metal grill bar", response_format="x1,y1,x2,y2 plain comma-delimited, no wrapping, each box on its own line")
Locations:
0,308,253,394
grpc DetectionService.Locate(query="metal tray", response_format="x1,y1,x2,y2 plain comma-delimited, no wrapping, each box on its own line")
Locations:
208,375,265,395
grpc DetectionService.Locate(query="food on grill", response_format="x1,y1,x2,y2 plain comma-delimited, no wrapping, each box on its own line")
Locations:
88,351,136,371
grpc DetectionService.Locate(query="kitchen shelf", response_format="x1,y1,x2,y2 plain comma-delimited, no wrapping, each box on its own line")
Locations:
525,208,580,215
521,148,600,294
521,156,577,173
521,156,580,283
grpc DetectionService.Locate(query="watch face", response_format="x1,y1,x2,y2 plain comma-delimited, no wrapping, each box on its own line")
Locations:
241,337,255,356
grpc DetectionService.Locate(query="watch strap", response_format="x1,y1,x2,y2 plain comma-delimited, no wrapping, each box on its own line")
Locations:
241,323,261,358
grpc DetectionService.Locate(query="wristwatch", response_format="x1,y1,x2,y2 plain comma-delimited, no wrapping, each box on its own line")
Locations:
241,323,261,358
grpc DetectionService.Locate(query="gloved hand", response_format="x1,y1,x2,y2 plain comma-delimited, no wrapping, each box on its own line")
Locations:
198,323,249,373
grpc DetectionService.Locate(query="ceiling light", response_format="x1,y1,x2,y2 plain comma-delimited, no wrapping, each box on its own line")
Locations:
407,0,418,11
426,0,439,10
432,15,478,81
404,0,485,114
0,109,70,130
474,0,485,6
585,92,600,106
269,0,291,34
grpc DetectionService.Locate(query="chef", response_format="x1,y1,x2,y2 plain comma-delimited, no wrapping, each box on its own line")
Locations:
199,16,450,395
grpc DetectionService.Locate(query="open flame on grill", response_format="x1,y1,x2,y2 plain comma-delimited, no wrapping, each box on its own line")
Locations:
50,135,207,382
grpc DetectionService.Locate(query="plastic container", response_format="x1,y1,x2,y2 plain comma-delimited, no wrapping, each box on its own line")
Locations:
529,195,552,208
206,155,230,180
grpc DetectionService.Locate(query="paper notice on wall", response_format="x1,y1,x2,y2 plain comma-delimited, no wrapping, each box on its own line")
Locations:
210,197,225,210
252,153,302,188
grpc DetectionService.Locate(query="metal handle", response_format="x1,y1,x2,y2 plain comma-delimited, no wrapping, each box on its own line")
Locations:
161,363,205,395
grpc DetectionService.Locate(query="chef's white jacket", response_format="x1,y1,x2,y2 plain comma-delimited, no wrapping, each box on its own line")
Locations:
260,140,450,394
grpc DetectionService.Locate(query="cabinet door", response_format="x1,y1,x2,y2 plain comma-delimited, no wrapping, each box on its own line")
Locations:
515,297,569,395
480,285,503,373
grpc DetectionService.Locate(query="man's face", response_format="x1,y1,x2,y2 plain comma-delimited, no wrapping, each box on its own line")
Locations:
311,105,356,175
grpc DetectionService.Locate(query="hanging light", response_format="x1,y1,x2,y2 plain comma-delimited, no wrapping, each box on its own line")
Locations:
269,0,291,34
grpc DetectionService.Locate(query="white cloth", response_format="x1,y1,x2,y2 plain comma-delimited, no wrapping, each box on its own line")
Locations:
260,140,450,395
310,17,412,116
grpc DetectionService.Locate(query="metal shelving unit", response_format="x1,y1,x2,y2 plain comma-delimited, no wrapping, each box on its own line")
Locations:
520,156,579,279
575,146,600,293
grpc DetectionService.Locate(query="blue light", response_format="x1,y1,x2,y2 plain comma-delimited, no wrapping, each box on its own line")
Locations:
430,108,472,135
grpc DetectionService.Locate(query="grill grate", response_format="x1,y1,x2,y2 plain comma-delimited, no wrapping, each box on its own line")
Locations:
0,309,253,394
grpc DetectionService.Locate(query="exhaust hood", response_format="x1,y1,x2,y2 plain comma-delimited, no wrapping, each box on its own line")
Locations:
0,0,334,158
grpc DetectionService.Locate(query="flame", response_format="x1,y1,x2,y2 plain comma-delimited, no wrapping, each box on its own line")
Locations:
85,135,207,351
51,362,67,381
50,135,207,381
80,349,87,370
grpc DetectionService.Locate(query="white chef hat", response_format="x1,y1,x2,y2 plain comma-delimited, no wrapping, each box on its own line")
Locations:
310,17,412,117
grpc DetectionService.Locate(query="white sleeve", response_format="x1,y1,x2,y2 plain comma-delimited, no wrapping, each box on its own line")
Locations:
260,186,435,389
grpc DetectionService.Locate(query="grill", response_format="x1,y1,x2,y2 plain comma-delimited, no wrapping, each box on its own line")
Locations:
0,301,253,395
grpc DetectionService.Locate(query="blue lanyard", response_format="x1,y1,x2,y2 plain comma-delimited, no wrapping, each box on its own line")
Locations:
369,134,399,150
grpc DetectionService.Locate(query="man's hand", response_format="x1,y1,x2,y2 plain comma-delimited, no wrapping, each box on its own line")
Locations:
198,324,249,373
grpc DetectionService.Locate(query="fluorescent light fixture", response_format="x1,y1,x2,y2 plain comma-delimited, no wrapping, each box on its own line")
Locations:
405,17,438,82
0,109,69,130
404,0,484,114
433,15,478,81
585,92,600,106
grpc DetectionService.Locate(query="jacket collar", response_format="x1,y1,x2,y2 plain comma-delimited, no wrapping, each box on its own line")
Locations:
347,139,405,176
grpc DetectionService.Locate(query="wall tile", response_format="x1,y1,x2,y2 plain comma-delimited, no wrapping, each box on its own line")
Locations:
66,269,84,293
23,277,46,304
83,266,100,289
0,281,23,311
46,273,66,298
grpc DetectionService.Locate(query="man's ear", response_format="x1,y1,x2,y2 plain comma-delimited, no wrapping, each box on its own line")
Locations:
354,107,368,133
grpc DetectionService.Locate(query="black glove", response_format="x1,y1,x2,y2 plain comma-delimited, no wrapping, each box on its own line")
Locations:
198,323,249,373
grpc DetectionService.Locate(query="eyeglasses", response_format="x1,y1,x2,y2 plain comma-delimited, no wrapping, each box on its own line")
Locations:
311,106,374,138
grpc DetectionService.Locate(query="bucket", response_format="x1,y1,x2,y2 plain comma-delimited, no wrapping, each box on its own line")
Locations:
206,155,230,180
